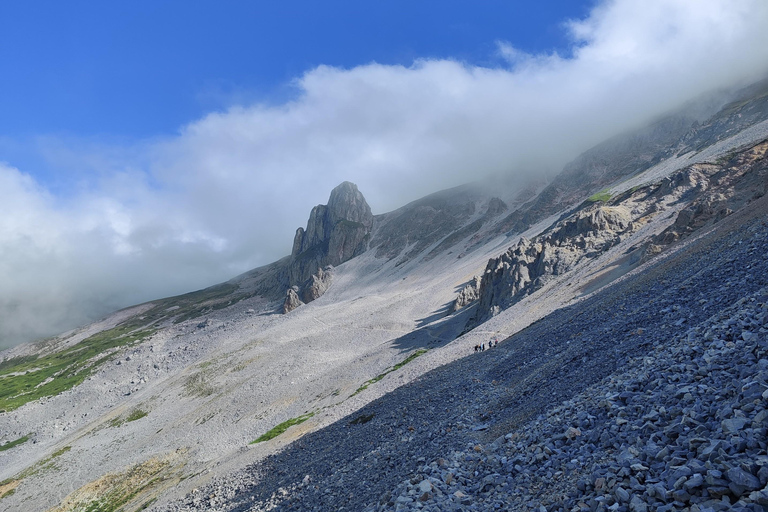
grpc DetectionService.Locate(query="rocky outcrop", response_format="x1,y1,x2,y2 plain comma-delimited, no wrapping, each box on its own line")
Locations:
282,287,304,314
464,138,768,328
300,266,333,303
451,276,482,313
470,204,635,324
654,140,768,247
283,182,372,312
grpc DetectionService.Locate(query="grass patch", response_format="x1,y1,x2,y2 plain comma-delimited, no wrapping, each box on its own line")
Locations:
586,190,612,203
109,408,148,428
0,355,37,373
0,326,155,413
182,372,216,398
0,434,30,452
351,349,428,397
113,283,246,328
250,412,315,444
126,409,148,422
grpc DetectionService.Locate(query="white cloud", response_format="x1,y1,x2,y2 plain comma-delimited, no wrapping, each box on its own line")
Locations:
2,0,768,348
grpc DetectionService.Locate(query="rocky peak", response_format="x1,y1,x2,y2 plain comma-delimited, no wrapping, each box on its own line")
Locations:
327,181,374,228
284,182,373,312
291,181,373,265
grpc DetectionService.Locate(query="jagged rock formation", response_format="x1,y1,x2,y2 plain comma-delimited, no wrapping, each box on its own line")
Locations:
463,138,768,329
282,287,304,314
471,205,634,323
451,276,482,313
300,265,333,303
653,140,768,247
283,182,372,312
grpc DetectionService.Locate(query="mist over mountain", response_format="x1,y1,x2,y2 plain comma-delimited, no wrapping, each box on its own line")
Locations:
2,68,768,511
2,0,768,350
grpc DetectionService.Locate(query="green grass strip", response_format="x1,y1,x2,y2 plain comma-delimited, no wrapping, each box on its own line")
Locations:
0,435,30,452
586,190,612,203
250,413,315,444
351,349,428,397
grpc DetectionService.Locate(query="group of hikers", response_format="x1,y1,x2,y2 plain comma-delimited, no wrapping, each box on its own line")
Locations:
473,338,498,352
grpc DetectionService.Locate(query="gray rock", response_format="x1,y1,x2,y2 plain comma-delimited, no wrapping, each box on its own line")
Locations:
721,417,749,434
726,467,761,495
629,495,648,512
283,286,304,314
452,276,482,313
684,473,704,491
469,204,635,326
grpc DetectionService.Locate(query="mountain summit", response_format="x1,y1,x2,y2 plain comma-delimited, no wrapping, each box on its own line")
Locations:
284,181,373,311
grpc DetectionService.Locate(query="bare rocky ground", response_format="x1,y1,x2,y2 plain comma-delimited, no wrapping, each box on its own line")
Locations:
1,96,767,512
163,173,768,512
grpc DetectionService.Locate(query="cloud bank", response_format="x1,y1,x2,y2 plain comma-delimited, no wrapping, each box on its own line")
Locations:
3,0,768,348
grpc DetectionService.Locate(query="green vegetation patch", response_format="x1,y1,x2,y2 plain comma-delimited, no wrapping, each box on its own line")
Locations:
250,412,315,444
0,355,36,373
182,372,216,398
109,408,149,428
0,434,30,452
0,326,155,413
111,283,246,327
351,349,428,397
586,190,612,203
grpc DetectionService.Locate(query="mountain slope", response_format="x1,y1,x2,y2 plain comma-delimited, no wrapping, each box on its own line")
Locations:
166,174,768,512
1,80,768,512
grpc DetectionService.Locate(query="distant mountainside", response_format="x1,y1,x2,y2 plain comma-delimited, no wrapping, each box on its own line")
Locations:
2,78,768,512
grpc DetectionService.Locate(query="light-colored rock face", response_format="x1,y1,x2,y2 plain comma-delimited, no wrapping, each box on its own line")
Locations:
452,276,482,313
300,266,333,303
326,181,374,230
282,286,304,314
470,203,637,325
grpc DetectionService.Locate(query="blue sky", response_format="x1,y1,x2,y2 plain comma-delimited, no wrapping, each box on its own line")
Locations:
1,1,590,140
2,0,768,348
